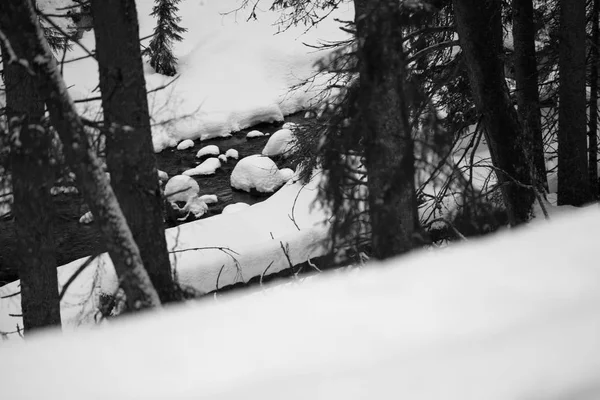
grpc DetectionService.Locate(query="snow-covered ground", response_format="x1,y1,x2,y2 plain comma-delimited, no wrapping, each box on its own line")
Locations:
0,171,328,338
46,0,352,152
1,206,600,399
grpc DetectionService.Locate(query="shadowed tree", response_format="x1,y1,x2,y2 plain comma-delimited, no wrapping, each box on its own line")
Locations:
0,0,161,311
353,0,419,259
453,0,535,225
558,0,590,205
1,44,61,334
90,0,177,302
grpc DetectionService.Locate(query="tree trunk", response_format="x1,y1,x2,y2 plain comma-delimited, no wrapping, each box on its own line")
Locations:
90,0,175,302
0,0,161,310
558,0,590,205
512,0,547,191
453,0,535,225
1,46,61,334
589,0,599,199
353,0,419,259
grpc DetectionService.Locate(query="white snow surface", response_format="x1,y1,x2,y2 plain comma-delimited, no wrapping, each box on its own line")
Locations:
222,202,251,214
225,148,239,160
51,0,352,152
279,168,295,183
183,157,221,176
176,139,195,150
2,207,600,399
0,172,328,339
230,155,286,193
157,169,169,182
218,154,228,163
164,175,200,202
262,128,296,157
196,145,220,158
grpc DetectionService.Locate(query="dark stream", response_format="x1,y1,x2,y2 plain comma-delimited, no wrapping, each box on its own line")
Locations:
0,115,302,285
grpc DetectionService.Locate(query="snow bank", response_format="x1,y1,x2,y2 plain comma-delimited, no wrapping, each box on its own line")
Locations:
53,0,352,152
230,155,286,193
262,128,296,157
222,202,250,214
2,207,600,399
164,175,200,202
0,172,328,338
183,157,221,176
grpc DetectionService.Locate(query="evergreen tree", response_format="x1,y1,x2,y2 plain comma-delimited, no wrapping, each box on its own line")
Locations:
143,0,186,76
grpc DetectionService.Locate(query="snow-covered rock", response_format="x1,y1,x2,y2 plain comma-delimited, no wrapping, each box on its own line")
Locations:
218,154,228,163
279,168,295,183
246,130,265,139
164,175,200,202
176,139,195,150
181,197,208,218
196,145,220,158
282,122,298,130
262,128,295,158
183,157,221,176
78,211,94,224
225,148,239,160
222,202,250,214
157,170,169,182
199,194,218,204
231,155,285,193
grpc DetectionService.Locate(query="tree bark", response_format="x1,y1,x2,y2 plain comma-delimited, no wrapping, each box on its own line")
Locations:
0,0,161,310
558,0,590,205
589,0,599,198
353,0,419,259
90,0,175,302
453,0,535,225
1,45,62,334
512,0,547,191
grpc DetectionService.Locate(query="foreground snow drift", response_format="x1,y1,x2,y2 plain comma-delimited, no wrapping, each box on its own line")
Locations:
0,173,328,337
1,208,600,399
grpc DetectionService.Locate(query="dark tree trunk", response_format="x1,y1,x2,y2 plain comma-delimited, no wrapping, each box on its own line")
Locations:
0,0,161,310
90,0,175,302
453,0,535,225
589,0,599,198
353,0,419,259
558,0,590,205
512,0,547,191
1,46,61,333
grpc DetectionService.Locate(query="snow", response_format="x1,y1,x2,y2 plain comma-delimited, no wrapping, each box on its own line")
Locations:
78,211,93,224
177,197,208,219
176,139,195,150
246,130,265,139
279,168,295,183
225,148,239,160
183,157,221,176
0,171,329,339
222,202,250,214
230,155,285,193
157,169,169,182
282,121,298,130
48,0,352,152
199,194,218,204
196,144,220,158
163,175,200,202
262,128,296,157
2,207,600,399
218,154,228,163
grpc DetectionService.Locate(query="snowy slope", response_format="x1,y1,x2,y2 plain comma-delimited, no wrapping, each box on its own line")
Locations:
51,0,352,151
1,207,600,399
